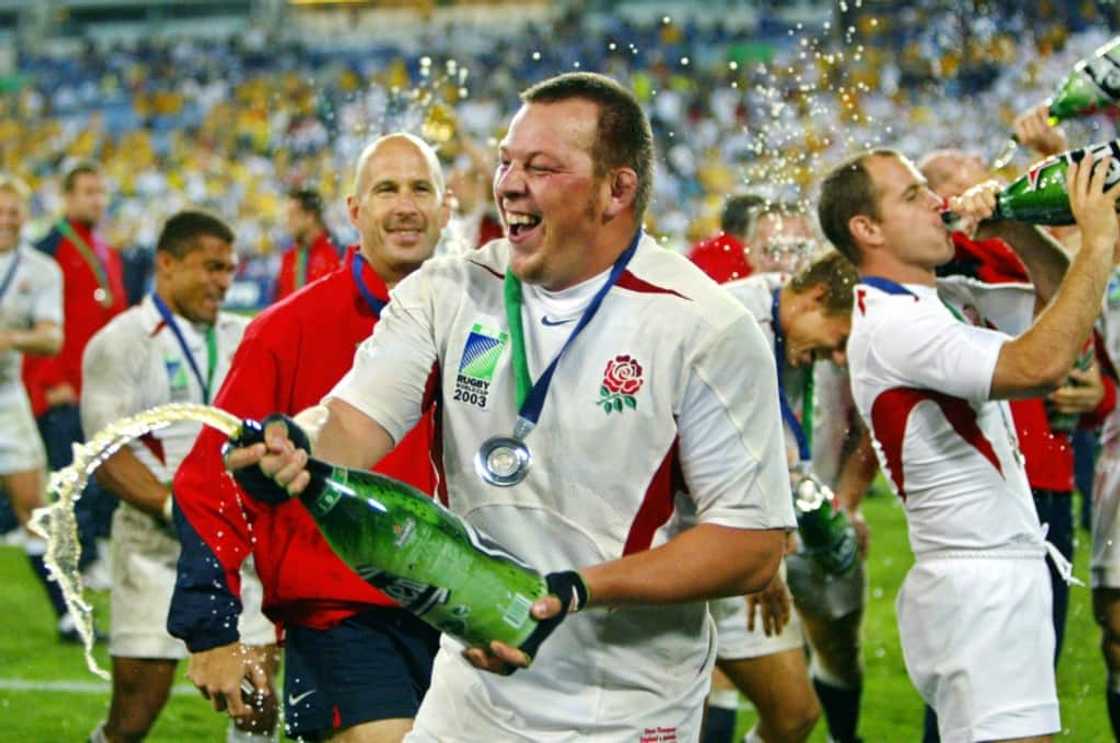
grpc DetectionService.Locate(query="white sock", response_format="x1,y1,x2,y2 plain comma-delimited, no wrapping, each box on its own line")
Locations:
709,686,739,710
226,721,276,743
89,721,109,743
743,726,764,743
24,535,47,556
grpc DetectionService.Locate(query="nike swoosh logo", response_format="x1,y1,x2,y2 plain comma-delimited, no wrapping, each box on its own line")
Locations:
541,316,576,326
288,689,317,706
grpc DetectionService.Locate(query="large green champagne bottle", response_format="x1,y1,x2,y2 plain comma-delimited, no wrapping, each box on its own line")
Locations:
230,419,549,650
793,474,858,575
1047,36,1120,122
949,138,1120,226
991,36,1120,168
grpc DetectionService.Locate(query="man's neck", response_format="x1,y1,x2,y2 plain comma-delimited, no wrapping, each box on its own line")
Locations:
297,228,323,250
777,284,798,337
541,220,638,292
358,245,402,291
64,215,94,230
859,255,937,287
152,286,208,327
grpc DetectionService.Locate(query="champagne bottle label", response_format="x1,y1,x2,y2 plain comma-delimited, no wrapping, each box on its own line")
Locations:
1000,139,1120,225
1081,51,1120,101
1047,37,1120,122
309,481,344,517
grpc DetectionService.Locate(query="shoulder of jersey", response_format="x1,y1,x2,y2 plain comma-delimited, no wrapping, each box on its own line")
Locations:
19,245,63,280
624,240,749,333
722,273,782,316
92,302,151,346
453,238,507,282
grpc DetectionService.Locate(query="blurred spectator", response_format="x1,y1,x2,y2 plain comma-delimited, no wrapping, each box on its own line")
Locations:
25,159,126,579
687,193,764,284
273,187,340,302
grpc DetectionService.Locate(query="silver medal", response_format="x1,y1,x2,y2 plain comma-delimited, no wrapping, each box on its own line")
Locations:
475,435,532,487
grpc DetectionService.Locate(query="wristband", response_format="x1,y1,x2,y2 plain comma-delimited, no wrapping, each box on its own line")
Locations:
516,570,589,664
225,414,312,505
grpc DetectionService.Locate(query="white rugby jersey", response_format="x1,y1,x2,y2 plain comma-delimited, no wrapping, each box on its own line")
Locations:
81,295,248,482
1096,268,1120,450
331,234,794,730
848,274,1042,556
0,245,62,397
724,273,856,484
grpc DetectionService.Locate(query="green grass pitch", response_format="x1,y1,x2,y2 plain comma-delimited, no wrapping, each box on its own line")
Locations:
0,487,1110,740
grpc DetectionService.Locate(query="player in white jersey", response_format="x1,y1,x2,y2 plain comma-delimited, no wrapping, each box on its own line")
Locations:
1089,270,1120,738
707,251,869,743
230,72,795,742
818,148,1120,743
81,211,277,743
0,175,74,638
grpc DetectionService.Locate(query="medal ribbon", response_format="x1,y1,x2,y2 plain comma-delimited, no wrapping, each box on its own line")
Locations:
351,252,387,316
57,220,113,305
771,288,815,464
0,249,22,305
503,230,642,437
151,293,218,404
296,246,309,290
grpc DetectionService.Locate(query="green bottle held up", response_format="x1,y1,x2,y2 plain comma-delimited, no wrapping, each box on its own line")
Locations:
948,138,1120,227
1047,36,1120,123
228,417,552,652
991,36,1120,168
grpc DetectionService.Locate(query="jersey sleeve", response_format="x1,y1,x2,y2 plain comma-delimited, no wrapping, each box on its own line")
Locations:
940,275,1036,336
168,321,281,651
676,313,797,530
79,322,144,436
328,266,437,444
30,255,63,327
867,299,1009,403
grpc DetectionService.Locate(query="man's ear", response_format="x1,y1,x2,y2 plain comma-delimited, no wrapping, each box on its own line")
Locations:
438,191,452,230
602,168,638,220
848,214,881,248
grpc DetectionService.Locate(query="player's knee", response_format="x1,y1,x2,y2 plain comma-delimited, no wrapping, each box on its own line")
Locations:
105,710,159,743
761,694,821,742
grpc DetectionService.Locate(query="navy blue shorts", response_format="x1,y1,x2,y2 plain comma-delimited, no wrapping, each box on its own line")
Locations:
282,606,440,740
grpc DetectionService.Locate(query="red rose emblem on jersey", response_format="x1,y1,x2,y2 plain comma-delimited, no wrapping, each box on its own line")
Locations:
597,355,643,413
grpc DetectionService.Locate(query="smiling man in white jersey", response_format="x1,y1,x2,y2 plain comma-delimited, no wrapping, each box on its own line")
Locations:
0,175,72,637
818,148,1120,743
82,211,277,743
228,72,796,742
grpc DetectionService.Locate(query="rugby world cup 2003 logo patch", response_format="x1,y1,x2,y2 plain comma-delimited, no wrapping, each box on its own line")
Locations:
596,354,643,414
455,323,508,409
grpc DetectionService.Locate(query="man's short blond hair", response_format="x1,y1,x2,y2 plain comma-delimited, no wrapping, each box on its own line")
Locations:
0,174,31,206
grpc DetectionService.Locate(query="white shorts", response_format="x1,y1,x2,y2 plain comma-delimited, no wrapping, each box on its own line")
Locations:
1093,444,1120,588
0,389,45,475
109,504,274,659
406,627,711,742
712,562,804,661
896,554,1059,743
